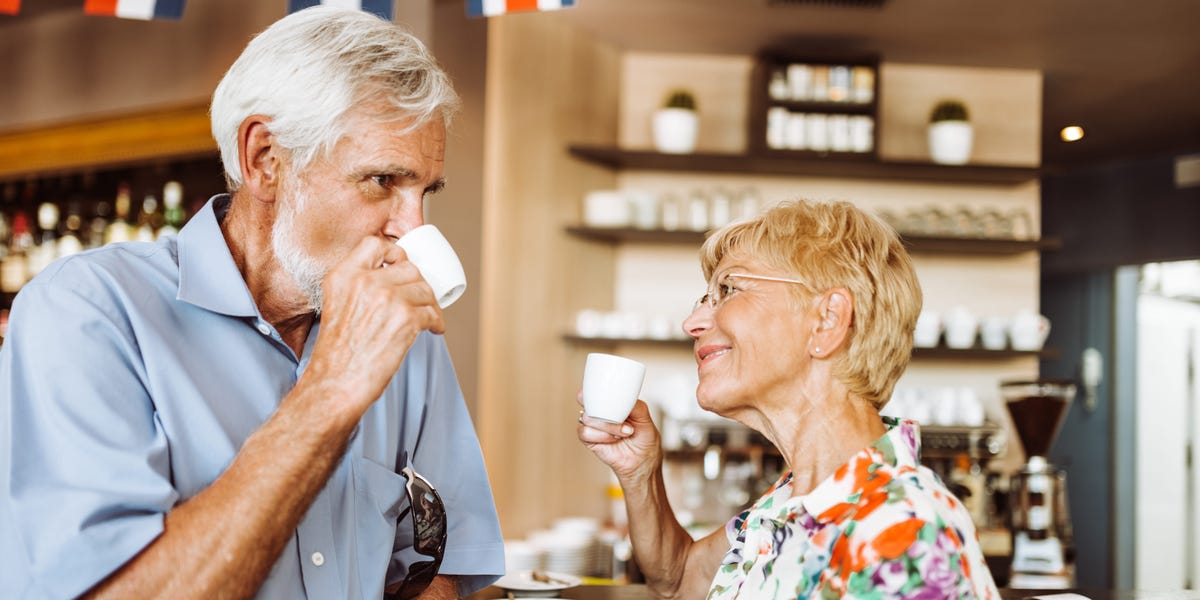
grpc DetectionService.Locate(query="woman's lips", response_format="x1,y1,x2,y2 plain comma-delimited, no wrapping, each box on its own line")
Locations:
696,344,730,366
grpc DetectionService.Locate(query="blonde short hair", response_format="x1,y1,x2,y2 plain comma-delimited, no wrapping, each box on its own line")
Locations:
699,199,922,408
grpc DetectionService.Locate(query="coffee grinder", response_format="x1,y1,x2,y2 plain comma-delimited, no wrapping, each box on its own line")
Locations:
1000,379,1076,588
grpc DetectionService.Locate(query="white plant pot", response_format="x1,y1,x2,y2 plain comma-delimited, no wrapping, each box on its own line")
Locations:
652,108,699,154
928,120,974,165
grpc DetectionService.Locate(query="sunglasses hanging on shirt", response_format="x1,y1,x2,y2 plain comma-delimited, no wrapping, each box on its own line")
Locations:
386,463,448,600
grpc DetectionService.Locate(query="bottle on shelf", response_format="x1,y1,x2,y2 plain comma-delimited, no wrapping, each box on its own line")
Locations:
0,214,8,266
950,452,987,526
27,201,60,278
135,193,161,242
105,183,134,245
57,201,85,259
87,200,112,249
0,183,14,264
1,211,32,294
157,181,186,238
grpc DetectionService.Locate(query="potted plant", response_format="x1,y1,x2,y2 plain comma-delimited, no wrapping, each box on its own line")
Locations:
927,99,973,165
652,89,699,154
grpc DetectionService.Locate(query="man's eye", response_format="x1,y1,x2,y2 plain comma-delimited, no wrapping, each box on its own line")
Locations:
370,174,394,188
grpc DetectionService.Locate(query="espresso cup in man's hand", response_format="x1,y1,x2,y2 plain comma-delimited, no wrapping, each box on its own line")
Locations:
395,225,467,309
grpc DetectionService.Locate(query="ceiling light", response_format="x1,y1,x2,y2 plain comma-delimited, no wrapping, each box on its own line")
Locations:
1060,126,1085,142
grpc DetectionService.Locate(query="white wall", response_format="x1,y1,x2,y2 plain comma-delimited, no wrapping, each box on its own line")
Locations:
1135,293,1200,589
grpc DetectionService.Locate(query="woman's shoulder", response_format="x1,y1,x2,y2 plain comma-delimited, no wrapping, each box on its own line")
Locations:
887,463,975,525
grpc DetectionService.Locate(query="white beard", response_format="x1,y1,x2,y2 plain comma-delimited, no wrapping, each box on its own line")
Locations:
271,184,327,313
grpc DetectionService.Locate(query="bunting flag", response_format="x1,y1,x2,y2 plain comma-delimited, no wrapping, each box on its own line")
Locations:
0,0,20,15
466,0,576,18
83,0,185,20
288,0,393,21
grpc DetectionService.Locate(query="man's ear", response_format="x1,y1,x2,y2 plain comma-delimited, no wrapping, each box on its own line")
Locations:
237,115,281,202
810,287,854,358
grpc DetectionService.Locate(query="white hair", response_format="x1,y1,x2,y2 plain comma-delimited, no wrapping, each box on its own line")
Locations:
210,6,459,190
271,183,327,313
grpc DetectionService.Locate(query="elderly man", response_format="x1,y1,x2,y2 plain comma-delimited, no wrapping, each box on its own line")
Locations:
0,7,503,599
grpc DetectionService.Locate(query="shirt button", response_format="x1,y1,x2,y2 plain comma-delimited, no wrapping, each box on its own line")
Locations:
311,551,325,566
256,322,271,336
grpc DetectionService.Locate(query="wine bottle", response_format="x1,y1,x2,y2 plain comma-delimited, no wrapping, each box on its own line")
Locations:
157,181,186,238
105,183,133,245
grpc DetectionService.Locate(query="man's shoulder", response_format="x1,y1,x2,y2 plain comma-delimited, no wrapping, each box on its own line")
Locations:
28,240,178,292
15,240,181,319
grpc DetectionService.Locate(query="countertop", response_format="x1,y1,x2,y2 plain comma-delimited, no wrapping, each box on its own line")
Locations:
467,584,1200,599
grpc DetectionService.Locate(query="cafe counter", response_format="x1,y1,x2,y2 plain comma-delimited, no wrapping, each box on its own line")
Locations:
467,584,1200,600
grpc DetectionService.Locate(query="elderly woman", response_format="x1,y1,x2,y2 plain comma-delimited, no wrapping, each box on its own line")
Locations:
578,199,998,599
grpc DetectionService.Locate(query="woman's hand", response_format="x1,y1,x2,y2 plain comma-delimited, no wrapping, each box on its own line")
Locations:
576,397,662,484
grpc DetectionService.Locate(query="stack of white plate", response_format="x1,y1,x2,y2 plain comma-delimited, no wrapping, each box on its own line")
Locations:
531,529,592,577
503,539,543,572
553,517,602,577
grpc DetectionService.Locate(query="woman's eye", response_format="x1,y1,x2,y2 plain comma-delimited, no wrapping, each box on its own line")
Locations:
718,282,739,301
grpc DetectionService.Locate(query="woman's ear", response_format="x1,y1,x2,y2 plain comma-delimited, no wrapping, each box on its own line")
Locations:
237,115,281,202
810,288,854,358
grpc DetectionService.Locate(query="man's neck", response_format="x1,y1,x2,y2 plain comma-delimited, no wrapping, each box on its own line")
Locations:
220,192,315,356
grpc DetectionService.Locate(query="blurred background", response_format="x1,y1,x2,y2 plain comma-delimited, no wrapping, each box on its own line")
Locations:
2,0,1199,591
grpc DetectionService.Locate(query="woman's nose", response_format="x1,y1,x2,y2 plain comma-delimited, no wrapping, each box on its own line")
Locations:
682,304,713,339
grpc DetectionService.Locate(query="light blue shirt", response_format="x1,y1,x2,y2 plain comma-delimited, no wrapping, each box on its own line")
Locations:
0,196,505,599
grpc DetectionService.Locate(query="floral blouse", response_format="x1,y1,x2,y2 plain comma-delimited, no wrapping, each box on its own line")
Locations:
707,418,999,599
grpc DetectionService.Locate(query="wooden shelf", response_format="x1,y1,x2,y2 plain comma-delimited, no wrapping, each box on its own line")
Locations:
765,99,875,115
568,144,1040,185
565,226,704,244
914,345,1060,360
900,235,1062,255
564,334,691,348
0,103,216,180
563,334,1058,360
565,226,1060,255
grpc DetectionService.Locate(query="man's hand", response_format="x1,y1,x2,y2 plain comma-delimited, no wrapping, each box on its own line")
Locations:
304,236,446,415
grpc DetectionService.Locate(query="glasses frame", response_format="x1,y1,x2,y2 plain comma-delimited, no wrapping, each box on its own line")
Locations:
693,272,807,312
390,465,448,600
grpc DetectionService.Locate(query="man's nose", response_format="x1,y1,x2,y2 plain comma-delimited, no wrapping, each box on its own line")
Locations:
383,195,425,240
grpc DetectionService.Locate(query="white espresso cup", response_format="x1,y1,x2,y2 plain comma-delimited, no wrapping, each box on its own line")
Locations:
395,224,467,309
582,353,646,423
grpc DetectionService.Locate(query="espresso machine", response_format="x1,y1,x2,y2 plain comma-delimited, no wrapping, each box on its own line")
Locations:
1001,380,1076,589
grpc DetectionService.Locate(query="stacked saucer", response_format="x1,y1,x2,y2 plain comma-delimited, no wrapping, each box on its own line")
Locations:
503,539,544,572
527,523,594,577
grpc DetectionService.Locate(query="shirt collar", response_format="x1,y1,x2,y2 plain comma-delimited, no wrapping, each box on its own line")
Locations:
176,195,260,318
800,417,923,519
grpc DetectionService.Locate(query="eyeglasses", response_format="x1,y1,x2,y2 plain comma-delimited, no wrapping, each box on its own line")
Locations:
392,465,448,600
693,272,807,312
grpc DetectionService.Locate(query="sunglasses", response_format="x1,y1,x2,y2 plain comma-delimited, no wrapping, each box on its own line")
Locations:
390,465,448,600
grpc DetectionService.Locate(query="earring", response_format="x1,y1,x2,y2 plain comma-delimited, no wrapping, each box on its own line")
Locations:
813,347,821,354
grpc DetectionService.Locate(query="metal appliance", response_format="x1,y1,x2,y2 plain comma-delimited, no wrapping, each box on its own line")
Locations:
1002,379,1077,588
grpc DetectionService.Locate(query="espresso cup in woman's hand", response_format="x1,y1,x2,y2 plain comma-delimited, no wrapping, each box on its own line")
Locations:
582,353,646,423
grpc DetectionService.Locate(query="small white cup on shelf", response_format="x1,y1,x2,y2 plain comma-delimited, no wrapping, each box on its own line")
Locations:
943,306,979,349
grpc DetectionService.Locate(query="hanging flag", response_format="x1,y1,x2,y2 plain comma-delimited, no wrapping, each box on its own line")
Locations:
288,0,393,21
466,0,576,18
83,0,185,20
0,0,20,15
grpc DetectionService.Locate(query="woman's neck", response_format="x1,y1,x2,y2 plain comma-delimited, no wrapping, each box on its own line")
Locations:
742,376,886,498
